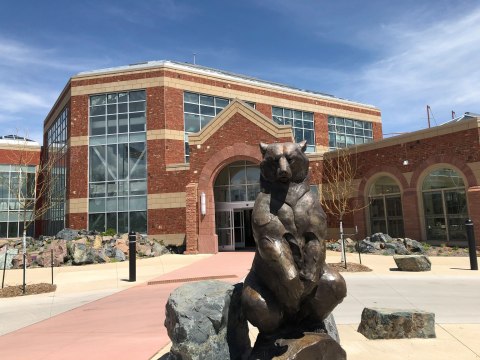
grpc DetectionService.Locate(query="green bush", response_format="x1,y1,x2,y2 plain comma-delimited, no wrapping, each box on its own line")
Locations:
101,228,117,237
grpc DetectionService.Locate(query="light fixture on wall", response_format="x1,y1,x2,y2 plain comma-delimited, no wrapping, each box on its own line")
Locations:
403,160,409,166
200,192,206,215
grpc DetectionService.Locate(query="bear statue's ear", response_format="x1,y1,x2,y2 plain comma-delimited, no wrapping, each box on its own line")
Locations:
298,140,307,153
259,142,268,156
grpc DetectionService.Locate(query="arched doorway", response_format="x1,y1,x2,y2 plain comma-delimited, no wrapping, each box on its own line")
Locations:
214,161,260,251
422,167,468,243
369,176,404,237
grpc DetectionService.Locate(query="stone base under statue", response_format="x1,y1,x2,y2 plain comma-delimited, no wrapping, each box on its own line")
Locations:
249,332,346,360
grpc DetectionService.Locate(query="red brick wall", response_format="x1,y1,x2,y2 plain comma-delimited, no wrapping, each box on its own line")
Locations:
314,113,329,149
67,213,87,229
70,95,89,137
0,149,40,165
146,86,164,130
255,103,272,118
148,208,185,235
68,146,88,199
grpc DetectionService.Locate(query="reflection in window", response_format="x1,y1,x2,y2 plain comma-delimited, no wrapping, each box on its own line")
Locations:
422,168,467,243
214,161,260,203
88,90,147,233
272,107,315,152
328,116,373,149
0,165,36,237
369,176,404,238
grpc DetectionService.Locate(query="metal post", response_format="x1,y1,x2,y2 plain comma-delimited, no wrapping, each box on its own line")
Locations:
51,249,54,285
128,231,136,282
465,219,478,270
2,245,7,289
23,230,26,294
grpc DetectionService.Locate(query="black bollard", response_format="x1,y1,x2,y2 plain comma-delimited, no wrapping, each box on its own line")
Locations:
465,219,478,271
128,231,137,281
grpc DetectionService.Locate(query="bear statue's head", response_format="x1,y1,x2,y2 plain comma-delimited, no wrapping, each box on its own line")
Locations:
259,141,309,184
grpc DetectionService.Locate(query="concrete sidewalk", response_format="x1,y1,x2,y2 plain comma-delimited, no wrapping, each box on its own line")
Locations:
0,251,479,360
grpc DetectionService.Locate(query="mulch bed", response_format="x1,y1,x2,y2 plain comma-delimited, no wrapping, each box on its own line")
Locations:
328,262,372,272
0,283,57,298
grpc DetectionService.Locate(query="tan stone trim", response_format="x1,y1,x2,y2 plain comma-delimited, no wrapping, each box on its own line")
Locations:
468,161,480,184
71,78,162,96
150,233,185,246
164,77,381,123
72,63,379,113
0,145,40,151
66,198,88,214
348,117,480,154
166,163,190,171
148,192,186,209
68,136,89,147
70,66,380,122
189,100,293,146
307,153,324,161
403,171,413,186
147,129,184,141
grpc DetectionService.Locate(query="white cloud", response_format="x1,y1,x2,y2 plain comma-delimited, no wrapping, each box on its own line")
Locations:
347,7,480,133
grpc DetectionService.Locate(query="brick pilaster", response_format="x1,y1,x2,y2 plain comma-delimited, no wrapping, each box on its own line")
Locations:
185,183,199,254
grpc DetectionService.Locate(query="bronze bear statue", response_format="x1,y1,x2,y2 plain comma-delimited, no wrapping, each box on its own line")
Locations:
241,141,347,337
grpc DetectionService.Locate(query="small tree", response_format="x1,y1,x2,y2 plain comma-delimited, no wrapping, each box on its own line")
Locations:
321,147,366,267
1,135,64,293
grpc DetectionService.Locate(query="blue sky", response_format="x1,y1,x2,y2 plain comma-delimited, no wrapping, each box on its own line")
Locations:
1,0,479,142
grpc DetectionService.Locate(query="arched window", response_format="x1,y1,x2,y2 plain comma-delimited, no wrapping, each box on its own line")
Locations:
422,168,467,243
214,161,260,203
369,176,404,237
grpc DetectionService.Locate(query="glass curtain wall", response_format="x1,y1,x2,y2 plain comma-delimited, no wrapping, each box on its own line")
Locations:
0,165,36,237
422,168,468,243
45,107,68,235
272,107,315,152
88,90,147,233
328,116,373,149
369,176,404,237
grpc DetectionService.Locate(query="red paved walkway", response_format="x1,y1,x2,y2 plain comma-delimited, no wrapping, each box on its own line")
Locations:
0,252,255,360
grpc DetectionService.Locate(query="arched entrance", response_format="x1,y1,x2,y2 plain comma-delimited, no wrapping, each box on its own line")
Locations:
369,175,405,237
214,161,260,251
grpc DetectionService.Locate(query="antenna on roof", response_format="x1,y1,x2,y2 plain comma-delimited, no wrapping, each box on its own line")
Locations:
452,110,456,119
427,105,431,128
193,53,196,65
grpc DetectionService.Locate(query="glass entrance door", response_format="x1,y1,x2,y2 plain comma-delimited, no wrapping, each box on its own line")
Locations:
233,209,245,248
215,210,234,251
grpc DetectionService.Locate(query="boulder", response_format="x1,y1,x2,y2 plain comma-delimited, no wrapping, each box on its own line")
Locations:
104,243,116,258
152,242,170,256
358,307,436,339
93,235,103,249
114,248,126,262
385,240,409,255
355,239,376,253
56,228,80,241
11,253,30,269
93,249,108,263
370,233,392,243
115,239,129,255
164,280,250,360
0,248,19,269
136,244,151,257
394,255,431,271
404,238,425,254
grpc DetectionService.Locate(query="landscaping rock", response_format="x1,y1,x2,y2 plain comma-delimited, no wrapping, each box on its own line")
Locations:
93,249,107,263
385,240,409,255
93,235,103,249
355,239,377,253
152,242,170,256
370,233,392,243
404,238,425,253
358,307,436,339
115,239,129,255
56,228,80,241
394,255,431,271
164,280,250,360
0,248,18,269
114,248,126,262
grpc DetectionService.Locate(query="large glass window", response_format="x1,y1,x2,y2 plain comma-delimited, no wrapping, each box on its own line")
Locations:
45,107,68,235
214,161,260,203
422,168,468,243
272,107,315,152
183,92,255,162
328,116,373,149
88,90,147,233
0,164,36,237
369,176,404,238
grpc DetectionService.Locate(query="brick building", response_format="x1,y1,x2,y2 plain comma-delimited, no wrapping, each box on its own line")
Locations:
41,60,479,252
